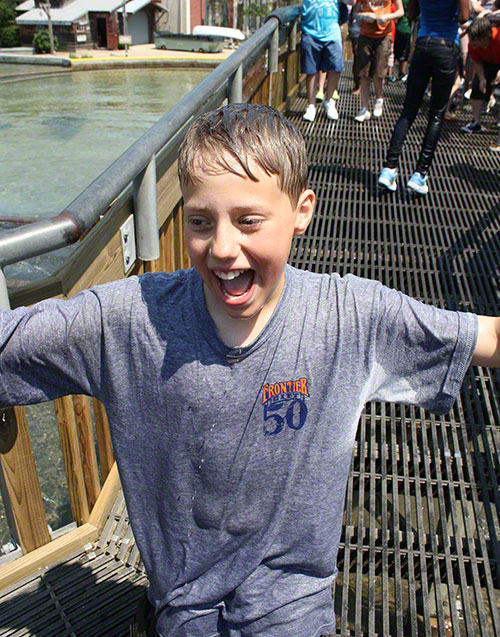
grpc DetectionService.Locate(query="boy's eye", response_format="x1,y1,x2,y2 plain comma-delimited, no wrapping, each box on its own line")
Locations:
240,217,262,228
187,217,209,227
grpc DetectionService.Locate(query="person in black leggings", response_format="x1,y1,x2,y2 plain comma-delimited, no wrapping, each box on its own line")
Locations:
378,0,470,194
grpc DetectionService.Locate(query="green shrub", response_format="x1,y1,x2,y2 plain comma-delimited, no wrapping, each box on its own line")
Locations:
0,24,20,47
33,29,58,53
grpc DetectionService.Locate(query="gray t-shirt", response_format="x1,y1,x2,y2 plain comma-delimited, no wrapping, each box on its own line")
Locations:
0,265,477,636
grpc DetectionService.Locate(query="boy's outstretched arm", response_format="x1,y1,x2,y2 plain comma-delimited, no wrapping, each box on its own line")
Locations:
471,316,500,367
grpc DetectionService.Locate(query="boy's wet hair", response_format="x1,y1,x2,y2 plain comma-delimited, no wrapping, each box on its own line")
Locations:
468,15,492,41
178,103,308,206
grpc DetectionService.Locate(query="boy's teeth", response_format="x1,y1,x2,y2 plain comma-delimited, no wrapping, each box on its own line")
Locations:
216,269,246,280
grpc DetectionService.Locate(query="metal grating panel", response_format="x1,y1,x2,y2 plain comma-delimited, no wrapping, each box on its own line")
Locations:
289,69,500,636
0,496,147,637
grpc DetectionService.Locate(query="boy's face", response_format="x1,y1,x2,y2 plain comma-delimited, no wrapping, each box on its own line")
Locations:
182,160,314,326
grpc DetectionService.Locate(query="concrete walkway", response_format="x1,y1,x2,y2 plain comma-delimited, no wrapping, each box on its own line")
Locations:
0,43,233,68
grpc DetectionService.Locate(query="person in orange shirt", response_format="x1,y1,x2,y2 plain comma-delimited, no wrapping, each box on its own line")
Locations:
354,0,404,121
461,15,500,133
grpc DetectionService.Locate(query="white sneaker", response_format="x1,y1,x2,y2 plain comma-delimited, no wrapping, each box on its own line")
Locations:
378,167,398,192
373,98,384,118
303,104,317,122
355,108,371,122
323,98,338,120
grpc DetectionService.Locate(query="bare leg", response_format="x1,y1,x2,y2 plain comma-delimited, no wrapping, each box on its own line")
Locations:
325,71,340,101
373,76,384,100
471,98,483,123
359,76,370,109
317,71,327,97
306,73,317,105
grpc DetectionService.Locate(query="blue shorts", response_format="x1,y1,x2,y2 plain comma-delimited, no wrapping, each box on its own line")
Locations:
300,33,344,75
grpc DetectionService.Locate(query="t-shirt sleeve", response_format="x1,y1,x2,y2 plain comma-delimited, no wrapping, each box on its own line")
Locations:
364,283,478,414
0,290,103,407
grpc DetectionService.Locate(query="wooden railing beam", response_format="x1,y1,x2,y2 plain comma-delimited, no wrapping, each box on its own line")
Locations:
54,396,89,526
93,398,114,483
73,395,101,511
0,407,51,553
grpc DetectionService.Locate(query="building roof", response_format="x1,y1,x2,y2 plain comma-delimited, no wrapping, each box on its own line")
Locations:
16,0,35,11
119,0,162,15
16,1,142,26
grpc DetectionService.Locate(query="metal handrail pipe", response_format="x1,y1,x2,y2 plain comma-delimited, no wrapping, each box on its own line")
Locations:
0,215,79,268
0,5,300,268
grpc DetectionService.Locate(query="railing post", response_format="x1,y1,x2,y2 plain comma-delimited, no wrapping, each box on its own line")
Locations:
0,272,52,554
0,271,18,552
54,396,90,526
0,268,9,311
0,407,51,553
290,21,297,52
229,64,243,103
133,155,160,263
269,24,279,74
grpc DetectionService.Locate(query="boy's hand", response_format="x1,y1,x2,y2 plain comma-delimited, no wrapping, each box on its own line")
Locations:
472,316,500,367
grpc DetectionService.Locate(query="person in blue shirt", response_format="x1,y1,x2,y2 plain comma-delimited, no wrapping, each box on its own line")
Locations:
301,0,353,122
378,0,470,195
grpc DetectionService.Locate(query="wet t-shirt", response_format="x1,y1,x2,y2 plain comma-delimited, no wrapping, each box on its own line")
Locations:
301,0,342,43
0,266,477,636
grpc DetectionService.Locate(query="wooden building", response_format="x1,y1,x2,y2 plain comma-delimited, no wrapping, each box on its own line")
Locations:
15,0,167,51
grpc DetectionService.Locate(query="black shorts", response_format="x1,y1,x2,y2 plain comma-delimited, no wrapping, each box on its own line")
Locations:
471,61,500,101
394,30,411,62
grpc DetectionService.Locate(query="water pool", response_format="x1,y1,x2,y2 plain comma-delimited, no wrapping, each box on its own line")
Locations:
0,67,209,282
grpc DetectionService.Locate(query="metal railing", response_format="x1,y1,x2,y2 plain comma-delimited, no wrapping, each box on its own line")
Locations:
0,4,301,566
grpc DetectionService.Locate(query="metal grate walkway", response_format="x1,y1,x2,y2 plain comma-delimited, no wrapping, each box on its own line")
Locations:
0,70,499,636
288,69,500,636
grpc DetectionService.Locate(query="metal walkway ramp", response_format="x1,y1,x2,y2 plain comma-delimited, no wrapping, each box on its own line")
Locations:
0,74,499,636
288,72,500,636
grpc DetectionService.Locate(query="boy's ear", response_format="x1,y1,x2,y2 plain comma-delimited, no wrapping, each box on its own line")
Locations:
293,189,315,236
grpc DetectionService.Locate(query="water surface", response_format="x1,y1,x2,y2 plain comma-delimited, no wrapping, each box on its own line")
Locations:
0,67,208,281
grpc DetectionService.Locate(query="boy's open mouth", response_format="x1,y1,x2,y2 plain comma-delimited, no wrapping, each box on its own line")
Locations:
214,269,255,298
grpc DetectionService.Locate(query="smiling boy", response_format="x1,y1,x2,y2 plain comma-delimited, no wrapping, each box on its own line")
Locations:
179,111,314,346
0,104,499,637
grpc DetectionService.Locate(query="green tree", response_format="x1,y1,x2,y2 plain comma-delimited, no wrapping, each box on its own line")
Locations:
0,0,21,47
33,29,58,53
0,0,21,28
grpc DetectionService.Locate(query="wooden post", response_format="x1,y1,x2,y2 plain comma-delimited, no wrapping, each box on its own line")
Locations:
180,205,190,269
54,396,89,526
72,395,100,511
92,398,114,483
0,407,51,553
164,215,176,273
174,207,185,271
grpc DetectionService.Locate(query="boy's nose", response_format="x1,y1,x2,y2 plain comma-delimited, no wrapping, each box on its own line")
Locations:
210,223,240,260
